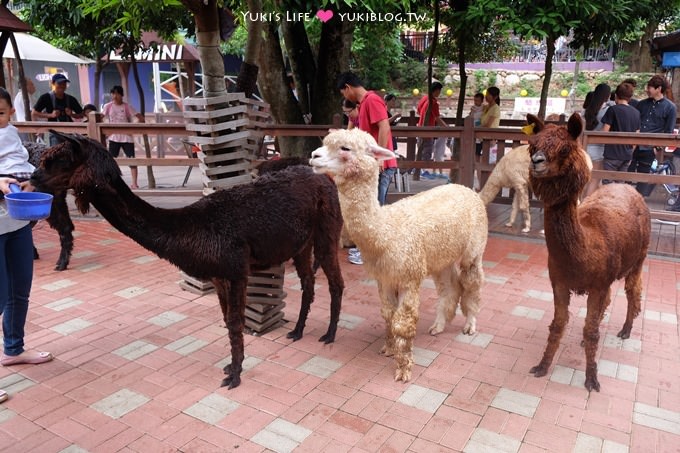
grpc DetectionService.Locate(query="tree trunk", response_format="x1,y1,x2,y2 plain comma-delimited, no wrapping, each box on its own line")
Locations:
538,37,556,119
235,0,261,97
281,20,316,118
257,21,320,157
621,23,656,73
131,55,155,188
181,0,226,97
309,15,354,126
455,40,468,126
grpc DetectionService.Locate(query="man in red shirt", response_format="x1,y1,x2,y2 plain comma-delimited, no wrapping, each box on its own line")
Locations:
336,72,398,264
416,81,448,178
336,72,397,206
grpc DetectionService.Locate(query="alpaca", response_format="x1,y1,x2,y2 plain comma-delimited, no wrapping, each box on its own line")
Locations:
32,131,345,389
25,141,74,271
310,128,488,382
528,113,650,392
478,144,533,233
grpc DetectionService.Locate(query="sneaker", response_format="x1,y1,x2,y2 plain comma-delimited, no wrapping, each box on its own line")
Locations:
348,251,363,265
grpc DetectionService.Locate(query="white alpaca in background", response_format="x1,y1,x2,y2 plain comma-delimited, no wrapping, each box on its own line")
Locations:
310,128,488,382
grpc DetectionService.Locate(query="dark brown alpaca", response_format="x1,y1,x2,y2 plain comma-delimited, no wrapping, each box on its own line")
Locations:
31,131,345,389
25,142,74,271
528,113,651,392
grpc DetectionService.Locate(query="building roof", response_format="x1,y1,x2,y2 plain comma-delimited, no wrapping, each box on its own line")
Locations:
0,4,31,33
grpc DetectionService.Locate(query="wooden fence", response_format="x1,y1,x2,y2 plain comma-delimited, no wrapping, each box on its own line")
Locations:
15,112,680,221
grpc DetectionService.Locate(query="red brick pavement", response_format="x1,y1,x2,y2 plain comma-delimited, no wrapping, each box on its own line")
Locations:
0,219,677,452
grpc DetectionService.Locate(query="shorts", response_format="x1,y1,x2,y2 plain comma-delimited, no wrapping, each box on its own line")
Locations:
109,141,135,158
418,138,434,161
433,137,447,162
586,144,604,162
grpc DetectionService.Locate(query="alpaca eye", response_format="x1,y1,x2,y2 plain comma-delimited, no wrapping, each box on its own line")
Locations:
340,146,351,151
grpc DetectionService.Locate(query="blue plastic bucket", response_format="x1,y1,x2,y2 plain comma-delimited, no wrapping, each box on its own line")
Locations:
4,184,53,221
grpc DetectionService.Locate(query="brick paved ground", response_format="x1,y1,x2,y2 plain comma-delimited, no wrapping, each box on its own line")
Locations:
0,219,678,452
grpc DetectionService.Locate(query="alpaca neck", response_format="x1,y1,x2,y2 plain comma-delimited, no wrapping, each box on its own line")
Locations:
89,177,191,265
543,198,588,258
336,175,388,253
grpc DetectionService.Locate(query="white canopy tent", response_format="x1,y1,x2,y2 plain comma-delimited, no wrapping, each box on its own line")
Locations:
2,33,92,64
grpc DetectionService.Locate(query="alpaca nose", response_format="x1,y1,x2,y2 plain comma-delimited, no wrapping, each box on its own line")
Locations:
531,151,546,166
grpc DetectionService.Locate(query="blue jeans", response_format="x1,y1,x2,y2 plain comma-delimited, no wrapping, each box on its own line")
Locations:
0,224,33,356
378,167,396,206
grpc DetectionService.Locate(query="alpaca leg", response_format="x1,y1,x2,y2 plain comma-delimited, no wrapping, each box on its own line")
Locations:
316,241,345,344
429,267,460,335
459,256,484,335
287,247,316,342
516,186,531,233
214,278,247,389
583,289,608,392
531,284,570,378
378,283,398,357
47,192,75,271
506,193,519,228
619,265,643,339
392,286,420,382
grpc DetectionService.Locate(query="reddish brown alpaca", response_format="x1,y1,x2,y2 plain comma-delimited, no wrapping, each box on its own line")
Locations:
528,113,651,392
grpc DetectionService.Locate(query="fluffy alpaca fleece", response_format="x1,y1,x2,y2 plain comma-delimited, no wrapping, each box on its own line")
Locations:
528,113,651,392
478,144,532,233
32,131,345,389
310,128,488,382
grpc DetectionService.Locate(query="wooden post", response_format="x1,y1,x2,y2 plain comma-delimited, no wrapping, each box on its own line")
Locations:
459,115,475,189
179,94,287,334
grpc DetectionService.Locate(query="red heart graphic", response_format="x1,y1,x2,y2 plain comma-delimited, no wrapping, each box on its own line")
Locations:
316,9,334,23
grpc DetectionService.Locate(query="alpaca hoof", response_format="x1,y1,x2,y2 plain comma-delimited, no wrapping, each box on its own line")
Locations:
428,322,444,336
221,374,241,389
286,330,303,342
394,367,411,382
530,364,548,377
318,331,336,344
379,344,394,357
617,327,631,340
462,320,476,335
505,222,513,228
521,227,530,233
55,261,68,271
584,375,600,392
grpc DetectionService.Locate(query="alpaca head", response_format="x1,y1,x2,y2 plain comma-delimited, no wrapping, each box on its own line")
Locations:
528,113,590,205
309,128,394,186
31,131,122,214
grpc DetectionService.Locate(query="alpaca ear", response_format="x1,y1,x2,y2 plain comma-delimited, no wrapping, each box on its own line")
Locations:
526,114,544,134
567,113,583,140
367,143,396,161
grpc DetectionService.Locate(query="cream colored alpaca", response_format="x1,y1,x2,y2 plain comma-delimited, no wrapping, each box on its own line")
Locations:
478,145,532,233
310,128,488,382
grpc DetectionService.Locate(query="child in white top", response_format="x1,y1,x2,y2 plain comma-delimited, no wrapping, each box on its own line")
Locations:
102,85,144,189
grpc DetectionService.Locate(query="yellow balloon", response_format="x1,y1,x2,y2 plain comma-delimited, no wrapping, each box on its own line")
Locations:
482,89,487,96
520,89,528,97
561,89,569,97
445,88,453,97
412,88,420,96
380,88,385,92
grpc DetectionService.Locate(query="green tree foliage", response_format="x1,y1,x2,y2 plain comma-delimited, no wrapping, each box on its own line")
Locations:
351,22,403,90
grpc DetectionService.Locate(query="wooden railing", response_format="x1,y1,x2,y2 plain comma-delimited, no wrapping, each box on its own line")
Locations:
16,113,680,221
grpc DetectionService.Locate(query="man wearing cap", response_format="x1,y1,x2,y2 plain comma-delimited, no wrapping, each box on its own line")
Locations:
32,74,84,144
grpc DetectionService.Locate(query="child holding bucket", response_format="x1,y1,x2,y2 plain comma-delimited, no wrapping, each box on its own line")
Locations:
0,87,53,403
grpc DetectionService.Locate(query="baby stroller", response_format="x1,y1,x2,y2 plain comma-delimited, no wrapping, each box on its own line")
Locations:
649,159,679,210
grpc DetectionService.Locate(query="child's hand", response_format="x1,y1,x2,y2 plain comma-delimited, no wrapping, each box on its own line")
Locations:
0,177,19,195
19,181,35,192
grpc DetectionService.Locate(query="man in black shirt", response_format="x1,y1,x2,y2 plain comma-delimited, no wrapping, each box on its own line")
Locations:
32,73,84,145
601,82,640,182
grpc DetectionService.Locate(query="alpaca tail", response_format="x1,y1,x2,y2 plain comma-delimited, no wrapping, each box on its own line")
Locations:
478,175,503,205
